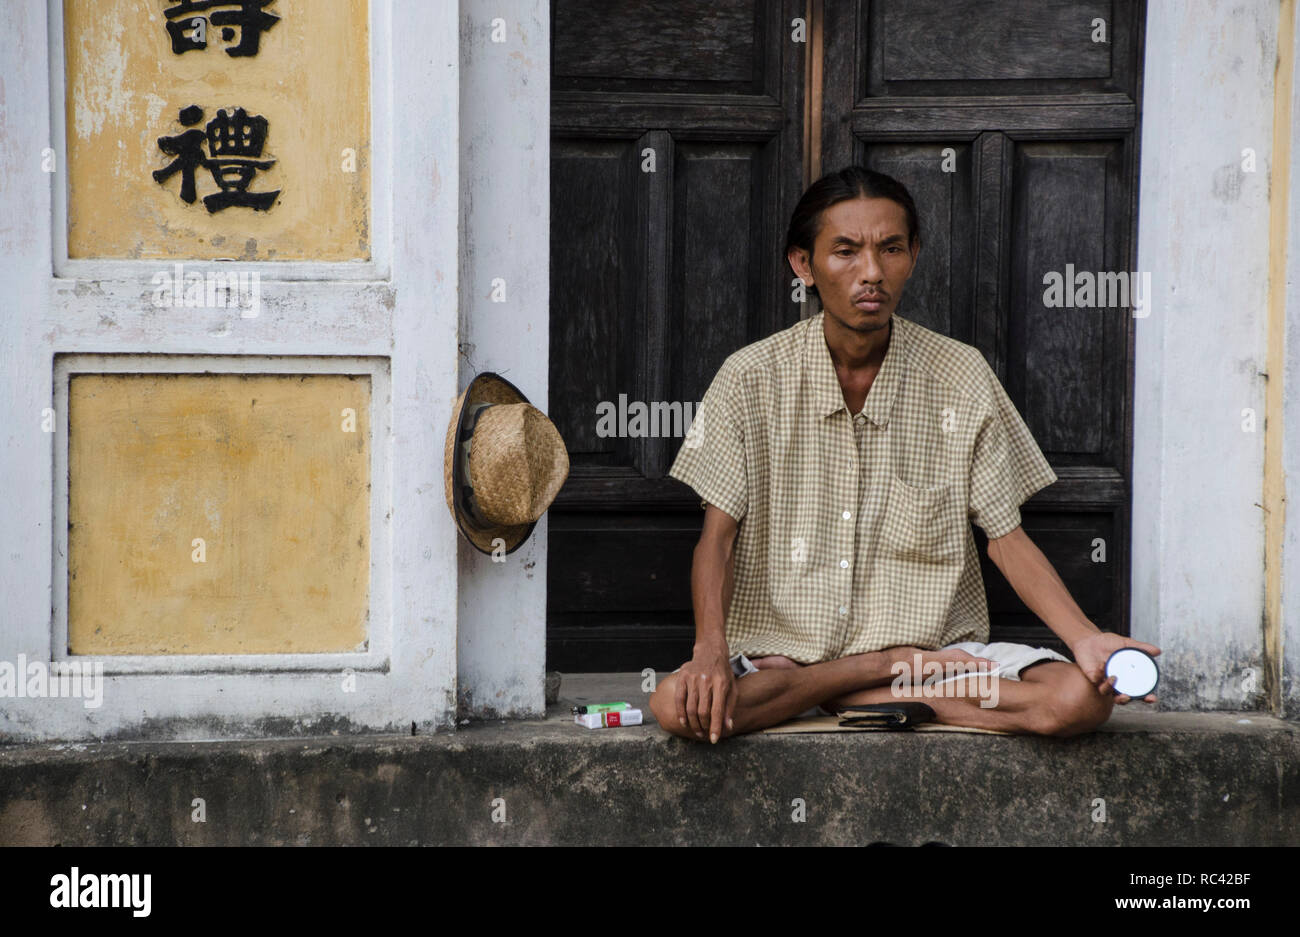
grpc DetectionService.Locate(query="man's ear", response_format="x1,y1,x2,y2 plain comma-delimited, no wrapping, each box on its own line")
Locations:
787,246,812,287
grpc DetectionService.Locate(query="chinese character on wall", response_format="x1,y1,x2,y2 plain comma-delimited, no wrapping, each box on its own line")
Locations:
163,0,280,57
153,105,281,213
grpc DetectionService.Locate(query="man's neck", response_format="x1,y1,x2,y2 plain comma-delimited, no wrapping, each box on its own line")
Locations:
823,310,892,372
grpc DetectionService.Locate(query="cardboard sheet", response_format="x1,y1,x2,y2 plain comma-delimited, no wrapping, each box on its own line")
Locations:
760,715,1014,735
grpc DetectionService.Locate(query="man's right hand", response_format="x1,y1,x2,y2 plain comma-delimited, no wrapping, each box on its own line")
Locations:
675,642,736,743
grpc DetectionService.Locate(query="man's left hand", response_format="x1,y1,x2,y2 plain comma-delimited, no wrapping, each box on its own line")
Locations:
1070,631,1161,704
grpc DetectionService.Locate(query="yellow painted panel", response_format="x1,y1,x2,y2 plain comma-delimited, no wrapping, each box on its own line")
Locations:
68,373,371,655
64,0,370,260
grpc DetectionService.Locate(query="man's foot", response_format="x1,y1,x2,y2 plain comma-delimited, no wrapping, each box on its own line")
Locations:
915,647,998,674
823,647,996,711
878,646,996,675
750,655,804,670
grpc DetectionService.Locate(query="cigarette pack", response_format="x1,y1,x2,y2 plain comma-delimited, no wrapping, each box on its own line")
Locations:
574,708,643,728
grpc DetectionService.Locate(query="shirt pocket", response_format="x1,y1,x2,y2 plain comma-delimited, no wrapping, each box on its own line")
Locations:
881,475,963,564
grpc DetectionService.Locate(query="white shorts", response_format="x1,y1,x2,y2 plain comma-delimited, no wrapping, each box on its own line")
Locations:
721,641,1071,717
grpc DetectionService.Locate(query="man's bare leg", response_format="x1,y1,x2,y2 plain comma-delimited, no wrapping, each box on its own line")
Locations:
648,648,992,740
826,660,1113,737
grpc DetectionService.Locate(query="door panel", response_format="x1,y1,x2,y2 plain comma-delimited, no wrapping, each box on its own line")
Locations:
871,0,1131,94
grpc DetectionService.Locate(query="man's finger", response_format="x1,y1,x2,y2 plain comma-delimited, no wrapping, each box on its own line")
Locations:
695,675,712,737
710,677,727,743
724,682,737,733
686,675,707,732
674,672,689,728
1130,641,1161,656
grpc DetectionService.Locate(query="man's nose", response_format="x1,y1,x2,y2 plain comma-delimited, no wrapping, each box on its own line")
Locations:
858,254,884,283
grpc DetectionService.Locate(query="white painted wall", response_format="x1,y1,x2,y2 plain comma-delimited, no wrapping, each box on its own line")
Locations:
1281,2,1300,720
0,1,463,741
455,1,551,718
0,1,55,731
1133,0,1280,709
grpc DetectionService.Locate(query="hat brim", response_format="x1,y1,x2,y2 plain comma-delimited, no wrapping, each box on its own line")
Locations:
443,372,538,555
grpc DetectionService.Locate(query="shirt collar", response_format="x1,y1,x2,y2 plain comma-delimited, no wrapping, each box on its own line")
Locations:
805,311,905,426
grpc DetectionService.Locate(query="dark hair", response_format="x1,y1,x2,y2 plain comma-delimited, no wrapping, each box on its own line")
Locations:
783,166,921,299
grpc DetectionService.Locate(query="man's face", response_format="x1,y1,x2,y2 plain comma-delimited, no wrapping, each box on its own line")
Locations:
788,196,920,334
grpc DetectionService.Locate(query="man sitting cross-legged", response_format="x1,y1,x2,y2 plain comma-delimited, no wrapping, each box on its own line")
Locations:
649,507,1154,743
649,166,1159,743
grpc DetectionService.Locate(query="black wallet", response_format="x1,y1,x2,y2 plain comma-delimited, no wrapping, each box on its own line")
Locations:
836,702,937,730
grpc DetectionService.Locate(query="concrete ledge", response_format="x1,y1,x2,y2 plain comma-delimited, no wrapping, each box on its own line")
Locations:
1,674,1297,845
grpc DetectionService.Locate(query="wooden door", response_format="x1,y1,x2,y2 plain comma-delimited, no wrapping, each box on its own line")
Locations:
548,0,1145,669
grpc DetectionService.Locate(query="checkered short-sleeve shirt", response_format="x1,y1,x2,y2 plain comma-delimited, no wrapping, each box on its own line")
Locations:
669,312,1057,663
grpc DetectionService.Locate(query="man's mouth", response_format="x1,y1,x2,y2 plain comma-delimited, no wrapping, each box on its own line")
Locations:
853,293,886,309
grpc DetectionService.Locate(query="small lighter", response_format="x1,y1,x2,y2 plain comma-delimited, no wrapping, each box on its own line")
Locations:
570,701,632,716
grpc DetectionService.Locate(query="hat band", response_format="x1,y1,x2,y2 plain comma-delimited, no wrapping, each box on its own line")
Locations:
458,400,498,529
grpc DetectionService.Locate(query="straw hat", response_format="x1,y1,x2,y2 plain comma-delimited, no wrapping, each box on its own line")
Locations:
443,372,570,554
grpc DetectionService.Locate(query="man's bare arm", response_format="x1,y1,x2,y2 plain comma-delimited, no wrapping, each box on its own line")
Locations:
673,504,741,742
987,525,1161,701
986,526,1098,648
692,504,739,652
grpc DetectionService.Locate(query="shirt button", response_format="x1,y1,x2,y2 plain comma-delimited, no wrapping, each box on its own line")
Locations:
840,559,849,569
842,510,851,520
838,605,848,616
